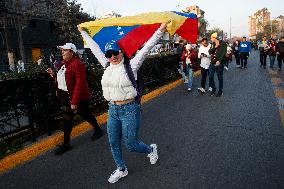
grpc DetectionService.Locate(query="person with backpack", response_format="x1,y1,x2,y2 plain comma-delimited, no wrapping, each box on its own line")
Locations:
78,21,169,184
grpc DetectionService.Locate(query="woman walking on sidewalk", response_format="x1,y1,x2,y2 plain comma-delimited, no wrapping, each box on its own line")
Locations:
78,21,169,183
181,43,198,92
46,43,103,155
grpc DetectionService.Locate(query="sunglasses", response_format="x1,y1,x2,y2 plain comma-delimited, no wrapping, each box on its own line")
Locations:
105,50,119,58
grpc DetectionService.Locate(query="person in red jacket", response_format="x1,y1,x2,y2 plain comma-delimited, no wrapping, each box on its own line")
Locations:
46,43,103,155
181,44,198,92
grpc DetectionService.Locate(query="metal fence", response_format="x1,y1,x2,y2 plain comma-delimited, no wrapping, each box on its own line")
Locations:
0,53,181,143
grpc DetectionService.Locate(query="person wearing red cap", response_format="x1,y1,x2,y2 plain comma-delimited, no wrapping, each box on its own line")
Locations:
46,43,103,155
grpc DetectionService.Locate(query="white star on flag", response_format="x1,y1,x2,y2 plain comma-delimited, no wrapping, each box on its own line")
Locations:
117,26,121,30
119,31,124,35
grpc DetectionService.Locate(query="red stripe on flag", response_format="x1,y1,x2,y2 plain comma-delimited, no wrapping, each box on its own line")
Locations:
118,24,161,57
176,18,198,43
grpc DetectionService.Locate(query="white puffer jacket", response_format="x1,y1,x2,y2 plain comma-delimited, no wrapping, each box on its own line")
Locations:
80,29,164,101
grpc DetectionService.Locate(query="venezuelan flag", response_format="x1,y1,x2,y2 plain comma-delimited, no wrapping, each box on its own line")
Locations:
79,11,198,57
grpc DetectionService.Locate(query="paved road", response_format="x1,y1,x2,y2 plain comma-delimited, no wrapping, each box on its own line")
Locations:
1,51,284,189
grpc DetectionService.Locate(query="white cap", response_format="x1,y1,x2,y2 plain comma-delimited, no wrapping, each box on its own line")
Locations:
58,43,77,53
185,44,192,50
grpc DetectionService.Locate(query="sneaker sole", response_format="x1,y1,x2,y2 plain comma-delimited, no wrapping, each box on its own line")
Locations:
108,171,128,184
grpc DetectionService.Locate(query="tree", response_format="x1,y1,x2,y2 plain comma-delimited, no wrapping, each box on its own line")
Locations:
198,18,208,38
0,0,94,62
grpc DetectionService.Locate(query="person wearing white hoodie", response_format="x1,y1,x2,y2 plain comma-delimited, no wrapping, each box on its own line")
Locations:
197,38,211,94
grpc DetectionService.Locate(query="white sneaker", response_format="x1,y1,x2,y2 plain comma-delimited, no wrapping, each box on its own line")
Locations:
187,88,192,92
224,66,229,70
197,87,205,93
148,144,158,164
108,168,128,184
208,87,213,92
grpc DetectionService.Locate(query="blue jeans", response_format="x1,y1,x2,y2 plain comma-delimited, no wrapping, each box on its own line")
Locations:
107,101,151,170
209,64,224,92
187,66,193,89
269,55,276,68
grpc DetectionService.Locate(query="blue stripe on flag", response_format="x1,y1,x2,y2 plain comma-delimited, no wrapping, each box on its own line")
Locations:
172,11,197,19
93,25,139,53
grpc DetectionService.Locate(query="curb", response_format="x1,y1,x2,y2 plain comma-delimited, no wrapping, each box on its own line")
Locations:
0,71,201,173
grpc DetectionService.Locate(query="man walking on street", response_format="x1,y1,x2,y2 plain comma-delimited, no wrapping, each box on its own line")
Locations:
208,33,227,97
197,38,211,94
239,36,251,69
276,36,284,71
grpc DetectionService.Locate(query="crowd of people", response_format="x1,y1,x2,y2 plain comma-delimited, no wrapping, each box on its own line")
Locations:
4,16,272,184
179,32,228,97
178,34,284,97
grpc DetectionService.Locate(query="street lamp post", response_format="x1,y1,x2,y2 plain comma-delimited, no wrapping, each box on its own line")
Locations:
229,17,232,41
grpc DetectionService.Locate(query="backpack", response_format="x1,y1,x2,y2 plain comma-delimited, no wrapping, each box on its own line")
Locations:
105,58,143,104
123,58,143,104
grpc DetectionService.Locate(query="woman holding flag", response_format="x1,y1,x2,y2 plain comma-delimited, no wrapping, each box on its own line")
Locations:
78,20,170,183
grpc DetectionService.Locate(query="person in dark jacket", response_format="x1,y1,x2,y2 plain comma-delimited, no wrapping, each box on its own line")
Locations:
208,32,227,97
233,40,241,67
181,44,198,92
258,35,270,68
46,43,103,155
276,36,284,71
268,39,277,68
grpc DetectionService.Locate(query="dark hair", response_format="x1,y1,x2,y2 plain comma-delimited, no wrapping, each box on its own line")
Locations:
202,38,208,42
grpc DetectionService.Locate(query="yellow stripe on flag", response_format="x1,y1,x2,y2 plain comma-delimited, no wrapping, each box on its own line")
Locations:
79,12,187,35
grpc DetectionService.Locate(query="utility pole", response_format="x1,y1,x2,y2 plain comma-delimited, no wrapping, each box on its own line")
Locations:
229,17,232,41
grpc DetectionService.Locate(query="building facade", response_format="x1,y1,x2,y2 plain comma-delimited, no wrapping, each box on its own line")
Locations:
0,0,58,71
184,5,206,40
248,8,271,40
274,15,284,39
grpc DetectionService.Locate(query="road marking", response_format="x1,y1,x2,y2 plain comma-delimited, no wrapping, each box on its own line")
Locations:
274,88,284,98
268,70,278,75
271,78,282,85
279,110,284,128
0,70,201,173
268,69,284,128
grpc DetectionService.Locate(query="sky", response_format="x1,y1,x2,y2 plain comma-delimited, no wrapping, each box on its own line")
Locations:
77,0,283,37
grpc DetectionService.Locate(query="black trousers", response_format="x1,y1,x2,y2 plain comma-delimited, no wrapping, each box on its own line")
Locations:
234,52,240,65
240,52,249,67
260,51,268,67
59,90,100,144
200,67,209,88
278,54,284,70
